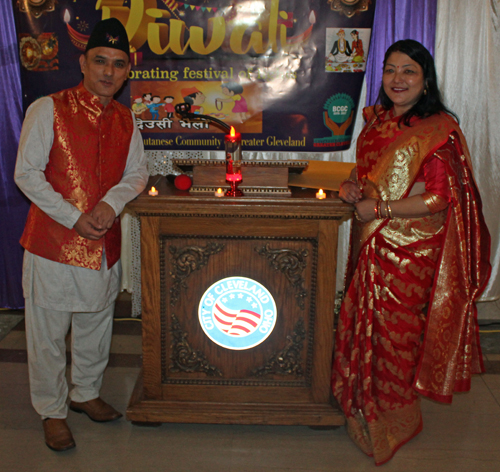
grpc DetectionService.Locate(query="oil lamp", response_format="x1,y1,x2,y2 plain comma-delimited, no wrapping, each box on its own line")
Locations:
225,126,243,197
63,10,90,51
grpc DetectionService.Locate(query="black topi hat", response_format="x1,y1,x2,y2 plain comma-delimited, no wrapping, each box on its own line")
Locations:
85,18,129,56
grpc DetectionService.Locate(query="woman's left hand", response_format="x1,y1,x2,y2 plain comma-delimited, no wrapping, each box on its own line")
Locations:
354,198,377,223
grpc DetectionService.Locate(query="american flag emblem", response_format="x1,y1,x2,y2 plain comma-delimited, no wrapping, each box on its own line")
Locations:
213,301,261,337
198,276,277,351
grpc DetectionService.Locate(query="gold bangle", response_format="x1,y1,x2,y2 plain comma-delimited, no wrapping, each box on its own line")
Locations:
374,200,379,219
387,201,393,219
421,192,448,214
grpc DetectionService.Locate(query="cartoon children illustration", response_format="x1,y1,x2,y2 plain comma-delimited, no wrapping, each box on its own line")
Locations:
181,87,205,114
142,92,152,105
350,30,364,63
164,96,175,118
216,83,249,122
147,95,162,120
131,96,148,116
329,29,351,63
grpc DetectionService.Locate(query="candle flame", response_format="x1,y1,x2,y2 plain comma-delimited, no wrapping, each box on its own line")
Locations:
151,186,157,192
217,188,223,193
319,189,324,195
230,126,236,137
64,9,70,23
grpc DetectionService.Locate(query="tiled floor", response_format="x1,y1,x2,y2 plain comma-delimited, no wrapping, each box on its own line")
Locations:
1,300,500,471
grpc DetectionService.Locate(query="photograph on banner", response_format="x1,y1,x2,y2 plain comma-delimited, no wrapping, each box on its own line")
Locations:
13,0,377,152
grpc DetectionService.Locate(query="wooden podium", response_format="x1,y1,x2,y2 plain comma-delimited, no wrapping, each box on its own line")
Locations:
126,176,352,426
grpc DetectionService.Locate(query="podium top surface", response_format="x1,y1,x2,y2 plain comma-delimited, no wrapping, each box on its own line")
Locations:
173,158,309,174
127,177,353,219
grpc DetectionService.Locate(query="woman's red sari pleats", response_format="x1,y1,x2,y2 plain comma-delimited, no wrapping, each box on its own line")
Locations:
332,107,491,465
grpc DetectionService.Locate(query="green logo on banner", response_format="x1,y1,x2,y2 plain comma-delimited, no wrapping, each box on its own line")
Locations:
313,93,356,148
325,93,355,124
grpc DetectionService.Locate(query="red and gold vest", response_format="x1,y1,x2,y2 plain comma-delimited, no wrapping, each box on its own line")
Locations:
20,83,134,270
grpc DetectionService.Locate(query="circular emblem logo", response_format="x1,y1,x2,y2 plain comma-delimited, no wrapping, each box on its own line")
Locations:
325,93,355,124
198,276,277,350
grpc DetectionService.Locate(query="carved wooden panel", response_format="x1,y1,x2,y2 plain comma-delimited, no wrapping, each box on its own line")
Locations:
160,235,318,389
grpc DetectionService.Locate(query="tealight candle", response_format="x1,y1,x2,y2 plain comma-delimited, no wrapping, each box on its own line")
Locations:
316,189,326,200
148,186,158,196
215,188,224,197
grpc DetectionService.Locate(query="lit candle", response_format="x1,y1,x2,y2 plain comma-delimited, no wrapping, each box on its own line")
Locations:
148,186,158,196
215,188,224,197
316,189,326,200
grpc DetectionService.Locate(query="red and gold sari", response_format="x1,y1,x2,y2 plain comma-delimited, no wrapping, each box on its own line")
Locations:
332,106,491,465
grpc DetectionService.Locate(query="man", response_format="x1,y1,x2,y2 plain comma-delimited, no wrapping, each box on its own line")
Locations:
164,95,175,118
14,18,148,451
131,95,148,115
182,86,206,114
329,29,352,63
147,95,162,120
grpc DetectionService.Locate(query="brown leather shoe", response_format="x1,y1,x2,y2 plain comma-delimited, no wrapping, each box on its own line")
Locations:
43,418,76,451
69,397,122,422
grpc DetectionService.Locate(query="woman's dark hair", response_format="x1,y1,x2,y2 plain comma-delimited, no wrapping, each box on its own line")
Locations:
222,82,244,95
377,39,458,126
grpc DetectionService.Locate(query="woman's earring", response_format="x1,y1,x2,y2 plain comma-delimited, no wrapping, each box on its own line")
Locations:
424,88,428,95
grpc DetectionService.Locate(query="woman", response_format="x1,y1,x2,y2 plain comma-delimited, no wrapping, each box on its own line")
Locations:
350,30,364,63
329,29,352,63
332,40,491,465
217,82,249,122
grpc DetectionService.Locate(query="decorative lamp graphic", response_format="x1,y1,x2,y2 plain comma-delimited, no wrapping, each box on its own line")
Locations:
174,102,244,197
63,10,89,51
224,126,243,197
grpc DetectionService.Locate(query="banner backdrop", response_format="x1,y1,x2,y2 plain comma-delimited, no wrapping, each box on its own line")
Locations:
13,0,376,152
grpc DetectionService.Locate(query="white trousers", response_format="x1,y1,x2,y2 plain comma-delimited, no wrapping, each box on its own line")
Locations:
24,298,115,419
